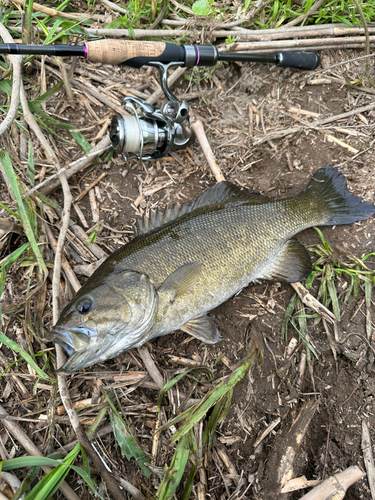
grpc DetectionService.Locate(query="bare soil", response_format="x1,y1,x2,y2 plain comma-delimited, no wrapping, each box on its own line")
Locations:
1,46,375,499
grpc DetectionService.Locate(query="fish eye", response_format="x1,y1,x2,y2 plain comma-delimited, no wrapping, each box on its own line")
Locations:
77,299,93,314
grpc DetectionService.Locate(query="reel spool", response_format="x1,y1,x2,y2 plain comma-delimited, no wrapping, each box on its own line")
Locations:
110,97,191,161
109,62,192,161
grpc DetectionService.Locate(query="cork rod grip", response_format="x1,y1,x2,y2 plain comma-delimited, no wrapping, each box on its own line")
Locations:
86,40,167,65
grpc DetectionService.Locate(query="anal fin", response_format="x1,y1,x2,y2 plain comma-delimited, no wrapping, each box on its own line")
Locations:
263,239,312,283
181,315,221,344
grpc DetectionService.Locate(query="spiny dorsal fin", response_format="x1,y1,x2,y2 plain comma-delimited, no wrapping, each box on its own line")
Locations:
135,204,189,235
261,239,312,283
135,182,270,235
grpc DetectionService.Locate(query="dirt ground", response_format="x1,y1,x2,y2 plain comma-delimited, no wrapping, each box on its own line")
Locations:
1,45,375,499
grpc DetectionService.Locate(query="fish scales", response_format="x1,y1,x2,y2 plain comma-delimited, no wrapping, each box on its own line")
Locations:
96,198,322,333
46,167,375,373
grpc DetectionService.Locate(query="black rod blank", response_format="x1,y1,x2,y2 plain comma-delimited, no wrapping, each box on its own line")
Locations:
218,51,320,70
0,43,85,57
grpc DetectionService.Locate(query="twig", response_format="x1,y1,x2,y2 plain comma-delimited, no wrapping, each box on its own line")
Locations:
66,221,108,260
0,472,23,499
269,22,374,39
0,23,22,136
0,405,81,500
45,223,81,293
282,476,320,493
291,282,336,323
115,477,148,500
296,350,307,388
17,139,111,198
55,57,74,105
51,178,72,321
149,2,169,30
351,0,372,79
216,446,241,486
74,172,107,203
40,137,112,195
298,466,365,499
283,0,328,28
74,258,106,277
33,59,124,113
73,203,89,228
238,43,375,53
190,116,225,182
245,0,274,22
99,0,127,14
9,25,191,38
254,101,375,145
170,0,193,15
19,84,58,166
137,346,164,389
253,417,281,448
362,419,375,499
317,101,375,125
19,63,75,318
57,374,127,500
229,35,375,51
89,189,100,224
11,0,93,20
225,22,375,41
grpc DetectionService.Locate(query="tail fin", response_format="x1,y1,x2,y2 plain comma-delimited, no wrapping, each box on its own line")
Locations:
302,166,375,225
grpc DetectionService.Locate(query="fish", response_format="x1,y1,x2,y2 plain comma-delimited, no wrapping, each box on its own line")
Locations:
46,167,375,373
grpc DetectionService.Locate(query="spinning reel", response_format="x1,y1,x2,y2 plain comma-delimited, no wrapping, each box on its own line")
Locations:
109,62,192,162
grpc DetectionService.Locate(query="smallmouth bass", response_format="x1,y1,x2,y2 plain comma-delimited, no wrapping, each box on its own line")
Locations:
46,167,375,373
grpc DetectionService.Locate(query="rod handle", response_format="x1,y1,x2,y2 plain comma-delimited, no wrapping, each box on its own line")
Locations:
277,51,320,70
85,40,185,67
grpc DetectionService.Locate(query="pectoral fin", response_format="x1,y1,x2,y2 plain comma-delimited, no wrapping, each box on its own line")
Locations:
158,261,203,303
181,315,221,344
263,239,312,283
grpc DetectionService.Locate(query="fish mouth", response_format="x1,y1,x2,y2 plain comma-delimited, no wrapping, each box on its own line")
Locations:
45,326,95,356
46,325,108,374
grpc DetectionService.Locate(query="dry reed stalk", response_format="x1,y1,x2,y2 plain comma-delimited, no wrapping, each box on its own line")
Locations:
229,35,375,51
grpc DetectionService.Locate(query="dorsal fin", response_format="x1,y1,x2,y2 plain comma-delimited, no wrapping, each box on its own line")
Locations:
135,181,270,235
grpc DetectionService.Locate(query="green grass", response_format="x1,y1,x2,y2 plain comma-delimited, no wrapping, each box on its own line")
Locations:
249,0,375,29
283,228,375,353
156,340,262,499
1,445,101,500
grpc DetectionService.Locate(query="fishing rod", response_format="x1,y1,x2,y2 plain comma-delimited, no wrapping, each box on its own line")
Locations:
0,40,320,161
